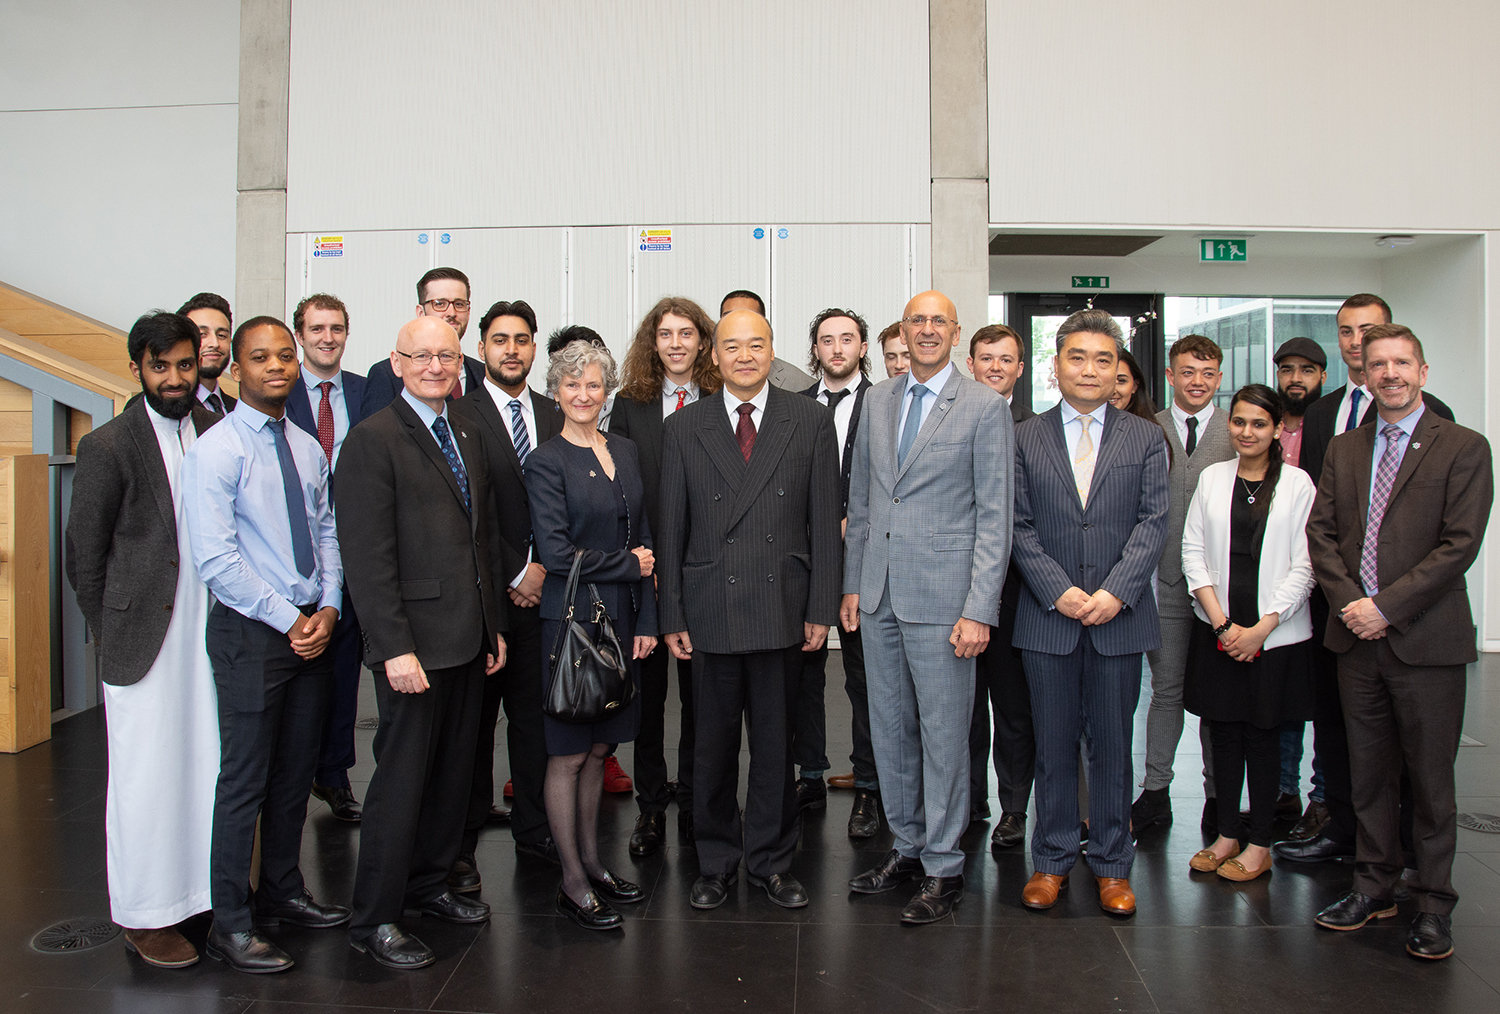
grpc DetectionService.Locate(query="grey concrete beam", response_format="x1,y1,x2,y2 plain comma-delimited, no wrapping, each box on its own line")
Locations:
238,0,291,192
930,0,987,182
237,189,288,323
932,179,991,342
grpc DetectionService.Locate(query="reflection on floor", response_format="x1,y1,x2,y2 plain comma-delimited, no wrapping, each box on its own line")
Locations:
4,654,1500,1014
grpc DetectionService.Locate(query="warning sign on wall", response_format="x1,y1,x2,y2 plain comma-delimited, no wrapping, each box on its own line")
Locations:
638,228,672,252
312,235,344,258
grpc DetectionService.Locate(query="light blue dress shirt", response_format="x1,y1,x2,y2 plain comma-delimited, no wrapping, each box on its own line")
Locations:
302,369,350,466
897,361,954,441
1059,399,1108,464
1367,402,1425,520
182,401,342,633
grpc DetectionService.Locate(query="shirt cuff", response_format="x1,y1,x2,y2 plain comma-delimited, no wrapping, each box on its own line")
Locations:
266,598,305,634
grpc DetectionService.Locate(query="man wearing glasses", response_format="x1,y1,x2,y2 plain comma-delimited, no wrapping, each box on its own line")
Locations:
361,268,487,416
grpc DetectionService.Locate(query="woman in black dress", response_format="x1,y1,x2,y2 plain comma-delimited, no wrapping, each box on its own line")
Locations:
1181,384,1317,881
525,340,657,930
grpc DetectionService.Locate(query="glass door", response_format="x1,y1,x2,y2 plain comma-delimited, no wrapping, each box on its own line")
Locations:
1005,293,1165,414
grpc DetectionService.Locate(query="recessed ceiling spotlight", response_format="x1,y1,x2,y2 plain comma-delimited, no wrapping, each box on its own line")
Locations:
1375,235,1416,249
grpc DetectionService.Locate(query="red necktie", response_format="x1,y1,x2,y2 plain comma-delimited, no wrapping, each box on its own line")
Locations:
675,388,687,412
316,381,336,463
736,403,756,461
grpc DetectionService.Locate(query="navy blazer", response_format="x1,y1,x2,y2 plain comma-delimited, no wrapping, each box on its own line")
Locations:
1010,404,1170,656
360,354,486,419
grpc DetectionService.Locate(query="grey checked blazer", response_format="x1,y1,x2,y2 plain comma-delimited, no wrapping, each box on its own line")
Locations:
1154,406,1234,586
1010,404,1170,656
844,370,1013,625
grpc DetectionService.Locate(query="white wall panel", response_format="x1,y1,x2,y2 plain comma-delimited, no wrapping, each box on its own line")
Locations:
632,225,769,329
287,0,930,232
572,227,634,365
443,228,568,344
299,231,434,376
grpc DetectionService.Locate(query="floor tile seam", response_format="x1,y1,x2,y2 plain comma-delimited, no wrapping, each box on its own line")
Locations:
791,923,800,1014
1110,924,1164,1014
426,919,484,1011
1454,953,1500,998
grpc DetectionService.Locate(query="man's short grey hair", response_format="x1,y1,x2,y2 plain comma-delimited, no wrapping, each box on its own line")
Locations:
1055,309,1126,353
546,339,619,397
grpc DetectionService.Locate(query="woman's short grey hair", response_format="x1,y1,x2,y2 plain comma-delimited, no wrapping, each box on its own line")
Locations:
1055,308,1125,352
546,339,619,396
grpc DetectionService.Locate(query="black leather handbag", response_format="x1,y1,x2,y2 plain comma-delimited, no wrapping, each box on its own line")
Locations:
544,550,636,724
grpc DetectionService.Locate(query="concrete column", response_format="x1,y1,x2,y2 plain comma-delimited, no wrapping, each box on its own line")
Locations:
929,0,989,348
236,0,292,322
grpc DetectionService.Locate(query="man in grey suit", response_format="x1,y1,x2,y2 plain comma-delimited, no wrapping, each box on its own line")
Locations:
658,309,842,911
1132,334,1234,836
841,290,1013,925
720,289,815,390
1012,310,1169,917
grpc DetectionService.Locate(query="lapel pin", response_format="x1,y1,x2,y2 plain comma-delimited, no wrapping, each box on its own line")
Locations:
1411,442,1421,449
589,470,597,477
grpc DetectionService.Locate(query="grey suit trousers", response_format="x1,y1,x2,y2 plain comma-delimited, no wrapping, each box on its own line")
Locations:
1143,577,1216,797
863,587,974,878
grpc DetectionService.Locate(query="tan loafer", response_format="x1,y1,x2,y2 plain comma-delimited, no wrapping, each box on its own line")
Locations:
1217,853,1273,882
1096,877,1136,916
1189,843,1241,873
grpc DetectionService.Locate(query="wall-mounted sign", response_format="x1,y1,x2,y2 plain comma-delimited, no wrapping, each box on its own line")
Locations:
1200,239,1247,261
312,235,343,258
1071,276,1109,288
639,228,672,252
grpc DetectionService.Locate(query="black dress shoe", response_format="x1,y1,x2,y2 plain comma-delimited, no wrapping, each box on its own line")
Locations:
1407,912,1454,959
488,804,511,824
350,923,434,969
557,888,623,930
447,852,481,894
1315,890,1398,930
516,836,563,866
991,812,1026,849
1274,833,1356,864
254,888,351,928
205,926,294,974
849,849,923,894
690,872,736,910
678,809,696,844
630,811,666,857
1201,798,1218,837
1131,787,1172,831
311,782,362,822
749,872,808,908
412,890,491,924
900,875,964,924
796,777,827,811
847,788,881,839
1287,799,1329,841
588,870,644,904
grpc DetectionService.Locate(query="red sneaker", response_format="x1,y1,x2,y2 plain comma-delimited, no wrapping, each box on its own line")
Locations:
603,756,633,793
502,779,514,799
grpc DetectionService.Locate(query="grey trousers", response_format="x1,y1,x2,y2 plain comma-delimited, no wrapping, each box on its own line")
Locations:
1143,578,1215,796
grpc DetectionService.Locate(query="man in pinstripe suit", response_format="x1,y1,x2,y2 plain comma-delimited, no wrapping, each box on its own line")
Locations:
1010,310,1169,917
841,291,1013,925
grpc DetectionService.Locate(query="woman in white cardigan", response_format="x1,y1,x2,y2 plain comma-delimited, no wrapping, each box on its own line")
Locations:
1181,384,1317,882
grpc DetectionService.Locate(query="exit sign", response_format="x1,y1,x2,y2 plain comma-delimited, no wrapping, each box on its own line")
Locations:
1071,276,1109,288
1200,239,1248,262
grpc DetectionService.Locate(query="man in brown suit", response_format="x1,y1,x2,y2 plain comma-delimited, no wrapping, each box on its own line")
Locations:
1306,323,1492,962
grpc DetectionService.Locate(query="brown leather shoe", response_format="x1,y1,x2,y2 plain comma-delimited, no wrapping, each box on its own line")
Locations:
827,772,856,790
1096,877,1136,916
123,927,199,968
1021,872,1068,910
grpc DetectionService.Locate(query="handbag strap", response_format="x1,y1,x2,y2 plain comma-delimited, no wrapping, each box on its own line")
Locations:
560,549,585,623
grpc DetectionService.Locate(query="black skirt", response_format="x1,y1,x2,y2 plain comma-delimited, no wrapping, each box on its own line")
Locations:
1183,619,1314,729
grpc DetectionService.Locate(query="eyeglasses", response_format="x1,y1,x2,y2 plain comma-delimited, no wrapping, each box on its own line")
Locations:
397,350,461,367
902,315,956,329
423,298,470,312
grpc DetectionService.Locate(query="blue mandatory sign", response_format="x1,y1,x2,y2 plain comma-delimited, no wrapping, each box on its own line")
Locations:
418,232,429,244
440,232,451,244
753,227,765,239
777,228,789,239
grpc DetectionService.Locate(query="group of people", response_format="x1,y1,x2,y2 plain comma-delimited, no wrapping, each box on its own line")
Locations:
67,269,1490,976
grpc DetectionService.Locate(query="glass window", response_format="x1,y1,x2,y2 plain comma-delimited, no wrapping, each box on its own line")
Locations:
1164,297,1342,410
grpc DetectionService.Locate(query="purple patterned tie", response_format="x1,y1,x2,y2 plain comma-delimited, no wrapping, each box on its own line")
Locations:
1359,423,1404,595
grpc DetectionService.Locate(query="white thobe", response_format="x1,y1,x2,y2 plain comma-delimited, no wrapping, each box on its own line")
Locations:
100,406,220,928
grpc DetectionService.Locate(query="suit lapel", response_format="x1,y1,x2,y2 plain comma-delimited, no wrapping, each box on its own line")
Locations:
695,391,745,492
1084,407,1125,508
843,376,869,480
1352,423,1376,522
727,388,795,530
894,372,959,483
394,397,470,515
1384,411,1441,509
469,389,524,486
1039,406,1083,508
127,403,178,531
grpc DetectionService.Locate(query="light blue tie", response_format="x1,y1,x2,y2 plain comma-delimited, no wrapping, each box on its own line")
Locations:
268,419,316,578
897,383,929,467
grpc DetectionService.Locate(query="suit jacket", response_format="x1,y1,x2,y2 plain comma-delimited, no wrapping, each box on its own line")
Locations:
1299,384,1454,483
360,354,486,420
1306,410,1492,666
800,374,872,517
608,394,669,538
769,357,814,391
1010,404,1170,656
455,385,563,582
844,371,1013,626
657,386,842,653
1155,405,1235,586
66,400,221,685
1001,400,1036,622
334,397,507,669
286,369,369,445
196,388,236,415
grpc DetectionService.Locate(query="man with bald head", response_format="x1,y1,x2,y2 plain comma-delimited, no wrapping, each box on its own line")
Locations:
842,291,1013,924
336,316,510,969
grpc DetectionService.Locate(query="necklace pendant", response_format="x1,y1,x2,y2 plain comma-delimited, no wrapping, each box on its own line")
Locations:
1247,494,1256,503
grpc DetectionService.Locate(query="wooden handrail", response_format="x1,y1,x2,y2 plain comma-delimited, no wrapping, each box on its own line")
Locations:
0,328,135,414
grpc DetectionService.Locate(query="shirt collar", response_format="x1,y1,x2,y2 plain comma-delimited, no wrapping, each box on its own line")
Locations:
401,387,447,429
231,399,280,433
1060,399,1107,426
662,376,699,399
727,382,771,415
484,376,530,409
302,368,342,392
1171,400,1214,429
143,400,190,435
904,361,953,399
1381,402,1426,439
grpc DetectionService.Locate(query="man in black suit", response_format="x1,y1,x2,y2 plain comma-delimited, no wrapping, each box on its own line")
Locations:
337,316,509,969
658,309,842,911
179,292,237,415
796,307,880,839
453,299,562,888
965,324,1036,847
361,267,486,416
286,293,369,823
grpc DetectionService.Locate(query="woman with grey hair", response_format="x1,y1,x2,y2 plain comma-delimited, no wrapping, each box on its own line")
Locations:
524,339,657,931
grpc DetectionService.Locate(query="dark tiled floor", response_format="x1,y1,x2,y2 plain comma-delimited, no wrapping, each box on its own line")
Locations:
5,654,1500,1013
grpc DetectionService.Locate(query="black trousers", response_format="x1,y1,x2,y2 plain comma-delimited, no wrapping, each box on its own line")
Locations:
634,642,694,814
1209,720,1280,847
970,613,1034,814
351,651,485,936
463,605,549,850
693,646,802,879
797,628,876,787
793,644,829,776
314,590,361,787
207,603,332,933
1308,595,1357,844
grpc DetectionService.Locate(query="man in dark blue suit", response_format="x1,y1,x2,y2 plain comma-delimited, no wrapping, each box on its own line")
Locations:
287,293,369,821
361,268,486,417
1010,310,1169,917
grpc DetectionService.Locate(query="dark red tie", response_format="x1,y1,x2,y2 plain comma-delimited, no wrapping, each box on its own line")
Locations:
735,402,756,461
316,381,336,463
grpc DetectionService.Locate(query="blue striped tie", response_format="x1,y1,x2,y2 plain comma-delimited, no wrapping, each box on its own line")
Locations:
431,416,471,513
510,398,531,463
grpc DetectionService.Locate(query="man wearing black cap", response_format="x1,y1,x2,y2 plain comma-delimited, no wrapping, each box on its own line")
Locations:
1274,337,1327,471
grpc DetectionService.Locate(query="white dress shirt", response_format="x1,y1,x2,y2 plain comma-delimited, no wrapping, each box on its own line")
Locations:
484,378,537,451
724,381,771,434
897,362,953,440
302,369,350,466
1335,382,1373,434
145,402,196,497
816,376,865,453
1059,399,1108,464
661,377,701,419
1170,401,1215,448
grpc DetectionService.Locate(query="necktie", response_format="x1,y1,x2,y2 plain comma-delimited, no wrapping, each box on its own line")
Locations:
897,383,929,467
316,381,336,464
825,388,850,412
509,398,531,463
1360,423,1405,595
735,402,757,461
1185,415,1199,456
432,416,472,513
268,419,316,578
205,391,225,416
1344,389,1364,433
674,387,688,412
1074,415,1096,507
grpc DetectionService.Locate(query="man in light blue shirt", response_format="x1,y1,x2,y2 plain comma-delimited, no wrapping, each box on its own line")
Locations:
182,316,347,974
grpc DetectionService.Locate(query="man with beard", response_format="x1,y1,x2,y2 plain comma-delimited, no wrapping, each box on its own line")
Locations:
67,312,223,968
179,292,237,415
361,268,487,415
1274,337,1327,469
